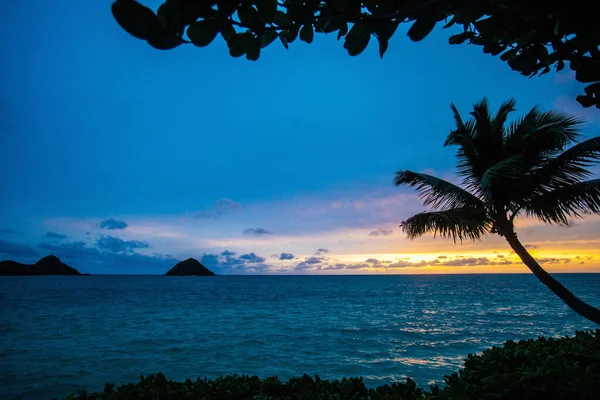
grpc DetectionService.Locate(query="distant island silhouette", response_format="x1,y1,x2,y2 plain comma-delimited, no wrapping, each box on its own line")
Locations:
0,255,82,276
165,258,215,276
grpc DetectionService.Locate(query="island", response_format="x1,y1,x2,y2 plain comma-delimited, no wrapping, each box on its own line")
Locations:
0,255,82,276
165,258,215,276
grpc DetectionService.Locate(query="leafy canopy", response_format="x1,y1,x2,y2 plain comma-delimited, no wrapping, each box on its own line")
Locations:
111,0,600,109
395,98,600,242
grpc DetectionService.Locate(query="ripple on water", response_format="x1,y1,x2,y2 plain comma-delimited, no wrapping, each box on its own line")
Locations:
0,274,598,400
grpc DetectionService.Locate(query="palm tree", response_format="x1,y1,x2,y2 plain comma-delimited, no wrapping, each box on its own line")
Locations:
394,98,600,325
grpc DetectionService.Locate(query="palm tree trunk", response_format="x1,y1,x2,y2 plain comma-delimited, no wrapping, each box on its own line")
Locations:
503,229,600,325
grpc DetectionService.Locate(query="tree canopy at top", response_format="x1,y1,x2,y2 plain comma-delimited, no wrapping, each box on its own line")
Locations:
112,0,600,109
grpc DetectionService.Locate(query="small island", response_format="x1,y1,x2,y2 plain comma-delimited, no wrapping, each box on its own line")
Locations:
0,255,82,276
165,258,215,276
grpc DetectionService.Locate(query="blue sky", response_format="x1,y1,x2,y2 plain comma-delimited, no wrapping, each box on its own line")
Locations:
1,1,599,274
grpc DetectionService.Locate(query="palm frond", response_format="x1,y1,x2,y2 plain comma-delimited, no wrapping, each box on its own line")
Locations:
505,108,584,157
400,208,491,243
469,98,492,141
524,179,600,224
528,136,600,192
480,153,529,201
394,170,484,210
492,98,516,135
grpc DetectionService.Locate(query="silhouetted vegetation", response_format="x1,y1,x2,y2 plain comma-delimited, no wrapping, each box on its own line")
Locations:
394,98,600,324
60,330,600,399
111,1,600,108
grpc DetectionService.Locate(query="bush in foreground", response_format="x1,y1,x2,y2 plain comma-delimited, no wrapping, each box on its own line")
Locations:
62,330,600,400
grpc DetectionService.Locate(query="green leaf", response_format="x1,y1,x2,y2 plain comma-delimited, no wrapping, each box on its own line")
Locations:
407,15,438,42
343,22,370,56
111,0,162,40
281,25,300,43
449,31,474,45
273,10,292,28
246,36,261,61
237,4,264,31
217,0,239,18
187,20,220,47
256,0,278,22
219,21,236,41
322,16,345,34
299,24,314,44
279,35,289,49
378,37,388,58
337,22,348,40
157,2,184,37
227,33,248,58
146,34,184,50
260,31,279,48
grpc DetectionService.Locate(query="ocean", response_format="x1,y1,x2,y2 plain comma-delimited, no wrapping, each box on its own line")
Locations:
1,274,598,400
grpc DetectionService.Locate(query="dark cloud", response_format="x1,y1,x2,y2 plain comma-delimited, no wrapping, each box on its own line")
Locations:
196,198,242,219
220,250,237,256
96,236,149,253
0,228,24,235
322,263,346,270
365,258,380,264
437,255,447,259
315,248,329,255
45,232,68,240
239,252,266,263
243,228,273,236
36,240,175,274
387,260,428,269
0,239,38,258
369,229,393,237
497,254,505,258
538,257,571,264
524,244,539,249
99,219,128,230
200,251,271,274
439,257,513,267
279,252,295,260
295,256,327,270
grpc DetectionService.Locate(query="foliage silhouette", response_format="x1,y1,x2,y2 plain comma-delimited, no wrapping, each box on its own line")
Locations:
395,98,600,325
111,0,600,108
61,330,600,399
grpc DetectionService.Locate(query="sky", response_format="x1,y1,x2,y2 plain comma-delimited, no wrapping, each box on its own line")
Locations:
1,1,600,275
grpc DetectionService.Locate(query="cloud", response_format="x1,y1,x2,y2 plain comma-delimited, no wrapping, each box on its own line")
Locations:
99,219,128,230
96,236,149,253
437,255,447,259
524,244,539,250
45,232,68,240
239,252,266,263
315,248,329,255
0,228,24,235
365,258,381,264
36,240,175,274
196,198,242,219
199,251,272,274
0,239,38,258
295,256,326,270
279,252,295,260
322,263,346,270
537,257,572,265
220,250,236,256
243,228,273,236
369,229,393,237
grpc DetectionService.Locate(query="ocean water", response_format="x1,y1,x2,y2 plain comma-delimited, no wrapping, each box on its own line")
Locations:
0,274,598,400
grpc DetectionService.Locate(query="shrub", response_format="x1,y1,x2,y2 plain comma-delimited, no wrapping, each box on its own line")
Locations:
60,330,600,400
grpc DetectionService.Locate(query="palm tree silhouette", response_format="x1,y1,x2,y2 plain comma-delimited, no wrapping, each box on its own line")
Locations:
395,98,600,324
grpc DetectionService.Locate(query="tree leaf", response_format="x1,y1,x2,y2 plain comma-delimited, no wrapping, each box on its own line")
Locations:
238,4,264,31
227,33,247,58
407,15,438,42
256,0,278,22
187,20,219,47
279,35,289,49
343,22,370,56
273,10,292,28
281,24,300,43
260,31,278,48
337,22,348,40
300,24,314,44
378,37,388,58
217,0,239,18
449,31,474,45
219,21,236,41
246,36,261,61
146,34,184,50
111,0,162,40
